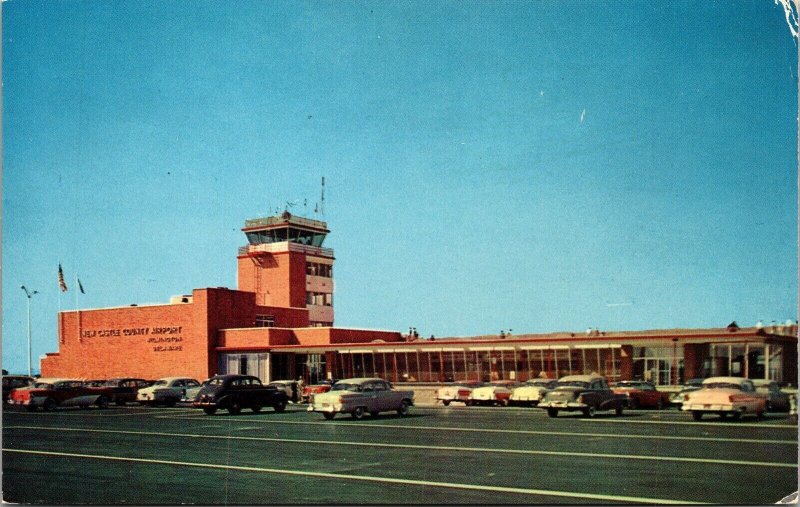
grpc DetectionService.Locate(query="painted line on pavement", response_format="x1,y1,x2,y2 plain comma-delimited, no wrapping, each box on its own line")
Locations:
1,447,705,504
576,418,798,429
153,414,798,444
3,408,198,417
6,426,796,468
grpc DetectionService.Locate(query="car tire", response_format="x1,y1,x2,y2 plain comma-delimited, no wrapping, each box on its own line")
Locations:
465,400,475,407
692,411,703,421
628,398,638,409
273,400,286,413
25,404,38,412
583,406,596,418
397,400,411,417
115,398,126,406
228,400,242,415
203,407,217,415
547,408,558,418
442,400,451,406
351,407,365,419
96,396,109,409
656,398,665,410
164,398,177,408
251,404,262,413
323,412,336,420
499,399,509,407
731,410,742,421
615,404,624,416
43,398,56,412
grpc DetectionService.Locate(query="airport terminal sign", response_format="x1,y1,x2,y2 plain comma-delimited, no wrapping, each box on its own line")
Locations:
80,326,184,352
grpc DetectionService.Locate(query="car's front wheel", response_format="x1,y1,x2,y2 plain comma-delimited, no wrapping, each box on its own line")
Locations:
203,407,217,415
251,403,262,413
397,400,410,417
692,411,703,421
96,396,109,409
547,408,558,418
323,412,335,420
615,404,624,416
583,406,596,418
351,407,365,419
442,400,450,406
273,400,287,413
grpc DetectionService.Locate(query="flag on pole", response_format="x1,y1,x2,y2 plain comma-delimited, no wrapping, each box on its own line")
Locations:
58,264,68,292
78,278,85,294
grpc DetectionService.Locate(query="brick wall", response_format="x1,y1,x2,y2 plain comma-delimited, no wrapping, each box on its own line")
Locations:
41,301,207,381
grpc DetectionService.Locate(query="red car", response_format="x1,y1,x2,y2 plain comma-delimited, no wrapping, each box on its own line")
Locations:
612,381,671,409
8,378,110,412
302,379,338,403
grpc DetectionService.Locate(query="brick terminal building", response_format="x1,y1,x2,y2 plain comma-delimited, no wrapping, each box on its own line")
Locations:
42,212,798,386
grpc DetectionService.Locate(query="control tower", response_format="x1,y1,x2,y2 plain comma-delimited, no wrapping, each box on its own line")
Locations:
237,211,334,326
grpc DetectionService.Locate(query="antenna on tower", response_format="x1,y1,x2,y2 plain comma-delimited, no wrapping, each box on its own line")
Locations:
320,176,325,217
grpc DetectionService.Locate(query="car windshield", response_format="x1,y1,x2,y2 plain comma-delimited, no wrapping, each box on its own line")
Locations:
526,381,552,387
615,382,643,388
557,381,590,388
34,382,52,388
153,380,168,386
703,382,742,390
331,383,361,392
207,378,225,386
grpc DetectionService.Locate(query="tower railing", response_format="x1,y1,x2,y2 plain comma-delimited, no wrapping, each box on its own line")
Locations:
239,242,334,258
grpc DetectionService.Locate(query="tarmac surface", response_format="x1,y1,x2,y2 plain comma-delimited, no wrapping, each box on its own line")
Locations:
3,402,797,504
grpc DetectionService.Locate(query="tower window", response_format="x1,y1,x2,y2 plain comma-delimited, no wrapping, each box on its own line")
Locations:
255,315,275,327
305,292,332,306
306,262,332,278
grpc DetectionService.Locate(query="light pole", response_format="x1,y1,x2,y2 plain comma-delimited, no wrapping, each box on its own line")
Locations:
21,285,38,376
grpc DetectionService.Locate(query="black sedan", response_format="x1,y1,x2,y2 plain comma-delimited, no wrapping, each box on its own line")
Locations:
193,374,288,415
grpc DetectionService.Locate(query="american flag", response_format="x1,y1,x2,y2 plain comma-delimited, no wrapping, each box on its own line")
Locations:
58,264,68,292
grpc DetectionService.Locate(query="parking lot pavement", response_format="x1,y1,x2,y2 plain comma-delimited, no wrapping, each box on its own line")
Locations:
3,404,797,505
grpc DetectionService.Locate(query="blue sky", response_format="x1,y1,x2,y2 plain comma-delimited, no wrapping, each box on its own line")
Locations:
3,1,797,374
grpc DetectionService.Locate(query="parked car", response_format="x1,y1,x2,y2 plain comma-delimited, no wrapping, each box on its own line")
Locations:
681,377,767,421
538,374,627,417
436,381,485,406
267,380,302,403
308,377,414,420
669,378,705,406
302,379,337,403
612,381,671,409
509,379,558,407
3,375,34,403
183,378,210,402
752,380,790,412
193,374,289,415
86,378,150,406
136,377,201,406
468,380,521,406
8,378,109,411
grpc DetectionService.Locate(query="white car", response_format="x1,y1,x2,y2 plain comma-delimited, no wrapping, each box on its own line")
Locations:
436,381,485,406
468,381,521,406
681,376,767,421
267,380,301,403
509,379,557,407
137,377,201,407
308,378,414,420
